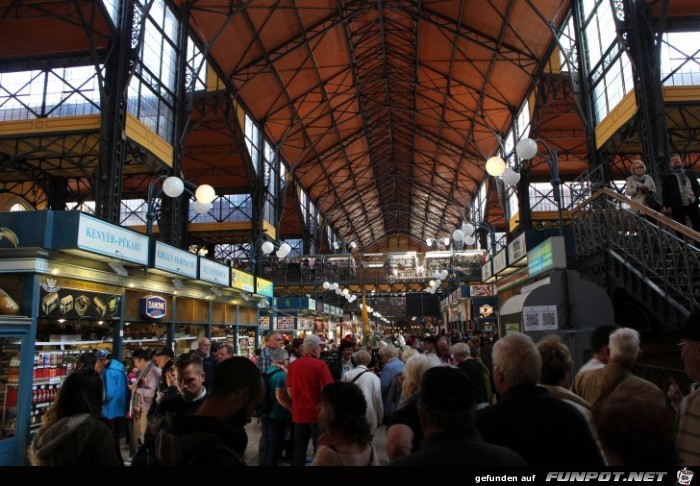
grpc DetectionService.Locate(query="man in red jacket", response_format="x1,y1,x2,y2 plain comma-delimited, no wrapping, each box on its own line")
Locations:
286,334,333,466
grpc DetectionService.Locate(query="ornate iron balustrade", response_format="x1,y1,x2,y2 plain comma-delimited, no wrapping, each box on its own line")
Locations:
571,188,700,314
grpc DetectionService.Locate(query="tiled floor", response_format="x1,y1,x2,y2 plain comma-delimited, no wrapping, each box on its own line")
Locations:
243,420,390,466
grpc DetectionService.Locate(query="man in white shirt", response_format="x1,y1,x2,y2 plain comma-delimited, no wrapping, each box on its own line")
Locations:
342,350,383,437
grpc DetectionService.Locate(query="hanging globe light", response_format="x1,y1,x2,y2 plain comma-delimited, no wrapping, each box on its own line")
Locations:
162,176,185,198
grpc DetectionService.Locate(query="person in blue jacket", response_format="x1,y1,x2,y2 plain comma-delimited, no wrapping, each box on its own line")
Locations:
95,348,127,452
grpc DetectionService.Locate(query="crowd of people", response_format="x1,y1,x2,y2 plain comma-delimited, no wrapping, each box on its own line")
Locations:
24,310,700,467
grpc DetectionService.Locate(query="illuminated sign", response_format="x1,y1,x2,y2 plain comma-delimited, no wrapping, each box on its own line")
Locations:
140,295,167,320
231,268,255,292
527,236,566,278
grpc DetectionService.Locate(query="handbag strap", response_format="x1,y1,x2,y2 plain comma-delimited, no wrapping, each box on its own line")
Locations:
351,369,369,384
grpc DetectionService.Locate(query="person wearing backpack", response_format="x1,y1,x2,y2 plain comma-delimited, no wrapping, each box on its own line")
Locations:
259,348,292,466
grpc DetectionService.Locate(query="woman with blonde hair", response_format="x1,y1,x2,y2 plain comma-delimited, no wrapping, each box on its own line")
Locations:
385,354,440,461
626,160,658,212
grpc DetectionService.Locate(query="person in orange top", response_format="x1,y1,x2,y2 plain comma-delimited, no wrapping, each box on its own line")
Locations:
286,334,333,466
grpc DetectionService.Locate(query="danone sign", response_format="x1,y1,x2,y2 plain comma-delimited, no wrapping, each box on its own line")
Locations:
140,295,167,320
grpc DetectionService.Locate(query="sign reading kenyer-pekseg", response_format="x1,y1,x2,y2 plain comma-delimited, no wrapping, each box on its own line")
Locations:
78,214,149,265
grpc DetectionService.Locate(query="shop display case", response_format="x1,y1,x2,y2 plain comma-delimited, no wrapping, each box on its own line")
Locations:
1,338,20,439
237,328,256,358
211,324,234,345
174,324,203,355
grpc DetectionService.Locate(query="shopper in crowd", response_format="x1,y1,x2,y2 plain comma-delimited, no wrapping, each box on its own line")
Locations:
75,351,96,372
537,335,604,461
477,333,603,466
436,335,457,365
287,337,304,363
148,357,263,466
330,340,356,381
341,349,383,438
153,352,207,419
662,153,700,230
386,354,440,461
379,344,404,422
129,348,161,453
196,337,215,392
389,367,526,467
576,325,617,376
260,348,292,466
593,394,676,467
29,368,123,466
215,343,235,364
572,327,665,407
94,349,127,453
258,332,284,373
452,342,490,409
312,382,379,466
149,346,176,417
669,312,700,465
286,334,333,466
626,160,658,212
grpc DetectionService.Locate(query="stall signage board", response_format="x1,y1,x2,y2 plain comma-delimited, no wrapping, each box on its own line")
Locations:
481,258,493,282
39,277,121,320
508,232,527,265
307,298,316,310
231,269,255,292
140,295,167,320
522,305,558,331
256,277,274,297
154,241,197,278
470,284,493,297
527,236,566,278
77,214,148,265
493,248,508,274
200,258,230,286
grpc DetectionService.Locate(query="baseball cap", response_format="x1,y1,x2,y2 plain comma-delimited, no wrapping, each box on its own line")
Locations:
303,334,322,348
154,346,175,359
95,349,111,360
419,366,474,412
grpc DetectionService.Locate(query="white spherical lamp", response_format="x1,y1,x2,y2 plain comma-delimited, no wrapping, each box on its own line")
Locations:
463,223,475,237
193,200,212,214
502,166,521,186
162,176,185,198
277,242,291,258
342,288,349,296
452,228,464,241
516,138,538,160
261,241,275,254
322,281,330,289
486,156,506,177
195,184,216,204
464,234,476,246
332,282,339,290
440,269,449,280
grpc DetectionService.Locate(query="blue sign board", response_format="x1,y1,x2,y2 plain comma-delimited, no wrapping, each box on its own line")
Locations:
76,214,149,264
199,258,230,286
153,241,198,278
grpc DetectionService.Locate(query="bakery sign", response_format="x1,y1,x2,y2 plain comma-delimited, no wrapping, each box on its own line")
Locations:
39,278,121,320
140,295,167,320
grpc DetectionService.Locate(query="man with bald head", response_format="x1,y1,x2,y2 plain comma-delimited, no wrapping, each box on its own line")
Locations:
258,332,284,373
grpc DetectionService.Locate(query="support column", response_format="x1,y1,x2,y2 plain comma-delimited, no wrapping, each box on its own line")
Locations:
614,0,670,184
571,0,607,186
159,2,192,247
95,0,134,223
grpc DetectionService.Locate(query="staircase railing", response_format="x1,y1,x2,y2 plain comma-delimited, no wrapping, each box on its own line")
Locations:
570,188,700,315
